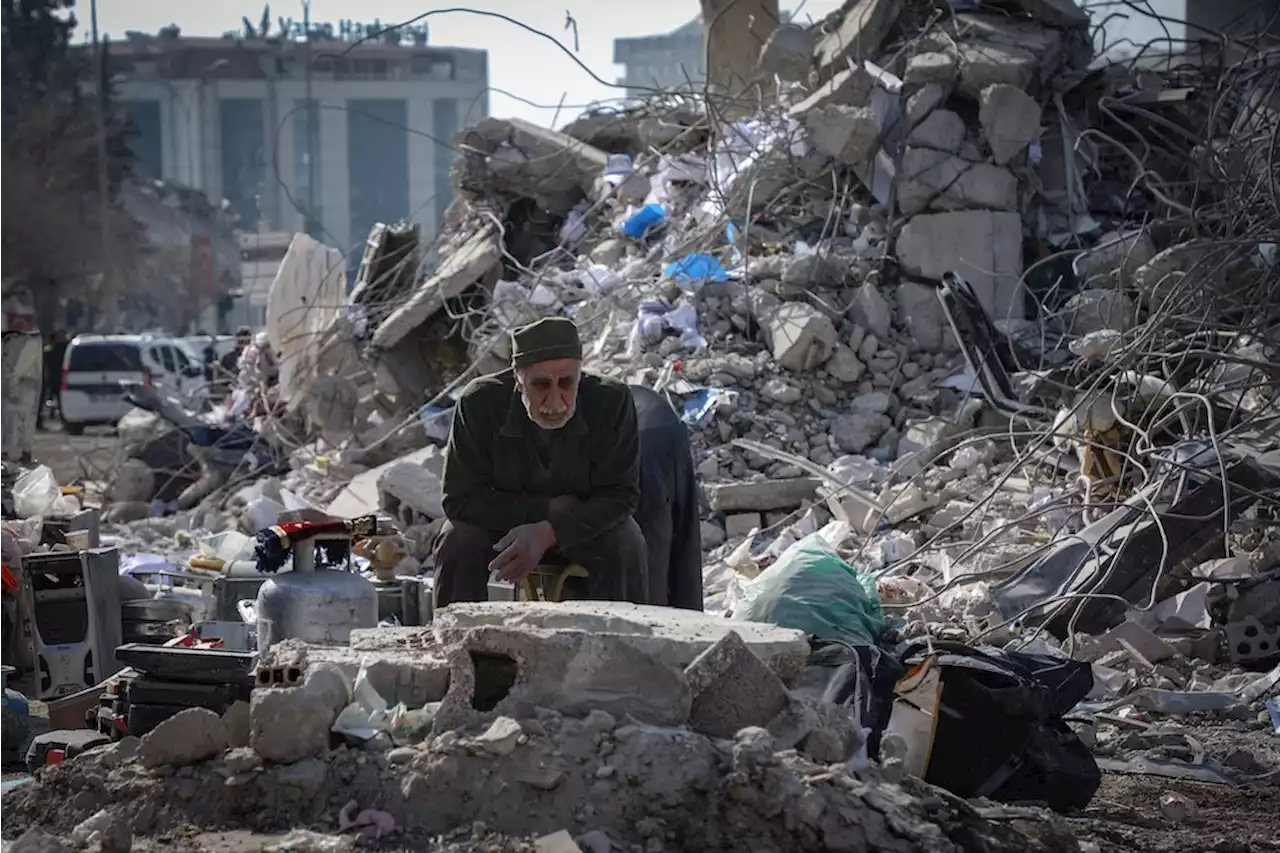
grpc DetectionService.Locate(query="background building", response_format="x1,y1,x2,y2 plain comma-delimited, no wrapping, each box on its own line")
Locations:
109,27,489,324
613,18,705,97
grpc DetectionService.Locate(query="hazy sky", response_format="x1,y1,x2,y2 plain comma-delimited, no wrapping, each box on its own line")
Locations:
86,0,1182,127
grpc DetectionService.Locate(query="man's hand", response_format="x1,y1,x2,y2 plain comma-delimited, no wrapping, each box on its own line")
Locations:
489,521,556,583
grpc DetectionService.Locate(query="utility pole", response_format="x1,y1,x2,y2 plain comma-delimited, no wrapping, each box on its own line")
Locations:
303,0,316,236
90,0,112,317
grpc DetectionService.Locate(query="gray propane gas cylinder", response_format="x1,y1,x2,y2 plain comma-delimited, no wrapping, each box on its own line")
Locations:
255,537,377,653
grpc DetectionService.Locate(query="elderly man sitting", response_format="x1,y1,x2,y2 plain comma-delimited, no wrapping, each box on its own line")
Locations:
433,317,648,607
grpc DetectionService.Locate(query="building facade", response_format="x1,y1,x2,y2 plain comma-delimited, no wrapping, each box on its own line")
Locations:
613,18,706,97
110,29,489,262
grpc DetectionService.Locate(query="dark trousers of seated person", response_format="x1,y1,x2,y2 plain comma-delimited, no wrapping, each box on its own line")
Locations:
433,518,649,608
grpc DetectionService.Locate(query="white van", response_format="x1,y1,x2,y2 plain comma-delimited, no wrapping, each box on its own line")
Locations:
60,335,208,434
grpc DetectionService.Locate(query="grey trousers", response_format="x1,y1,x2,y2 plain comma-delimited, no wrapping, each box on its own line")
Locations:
433,518,649,608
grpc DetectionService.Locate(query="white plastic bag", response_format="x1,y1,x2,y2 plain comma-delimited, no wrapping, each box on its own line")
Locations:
13,465,59,518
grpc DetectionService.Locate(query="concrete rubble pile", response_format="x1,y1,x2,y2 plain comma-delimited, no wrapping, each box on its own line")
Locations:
3,602,1083,852
8,0,1280,848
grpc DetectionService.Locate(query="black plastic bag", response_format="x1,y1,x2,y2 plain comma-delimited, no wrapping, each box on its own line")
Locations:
898,640,1100,812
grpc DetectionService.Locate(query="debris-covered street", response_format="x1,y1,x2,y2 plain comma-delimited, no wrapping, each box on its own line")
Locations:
3,0,1279,851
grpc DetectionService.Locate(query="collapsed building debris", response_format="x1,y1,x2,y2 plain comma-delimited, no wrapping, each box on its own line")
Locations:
4,0,1280,849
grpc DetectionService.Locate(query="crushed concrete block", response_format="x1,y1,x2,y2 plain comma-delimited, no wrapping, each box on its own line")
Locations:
814,0,903,77
707,477,821,512
250,663,350,764
724,512,763,538
1078,229,1157,283
979,84,1043,164
908,109,966,152
758,23,815,82
833,412,885,453
803,104,880,165
789,65,876,119
325,446,440,520
896,210,1024,320
138,707,227,768
534,831,584,853
905,83,947,126
849,281,892,339
71,809,132,853
459,117,608,212
474,716,523,756
895,280,954,352
896,417,960,472
784,252,847,288
371,225,501,349
948,41,1038,97
762,302,837,371
824,344,866,384
260,632,450,709
905,51,958,85
431,627,692,733
685,631,791,739
898,148,1019,215
376,446,445,519
433,601,810,684
1063,289,1136,334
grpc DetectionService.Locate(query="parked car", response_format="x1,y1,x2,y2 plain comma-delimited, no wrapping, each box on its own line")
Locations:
60,334,207,434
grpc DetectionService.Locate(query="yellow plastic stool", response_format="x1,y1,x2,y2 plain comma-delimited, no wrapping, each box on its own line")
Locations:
520,563,589,602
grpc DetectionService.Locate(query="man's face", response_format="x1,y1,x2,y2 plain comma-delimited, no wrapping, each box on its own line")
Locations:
517,358,581,431
235,334,250,351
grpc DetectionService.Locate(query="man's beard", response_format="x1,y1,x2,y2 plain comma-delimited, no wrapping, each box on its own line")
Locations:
522,394,572,430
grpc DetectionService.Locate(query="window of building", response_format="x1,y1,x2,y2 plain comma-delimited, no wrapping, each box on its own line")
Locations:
292,99,323,238
124,100,164,179
347,99,409,247
431,98,458,232
219,98,266,229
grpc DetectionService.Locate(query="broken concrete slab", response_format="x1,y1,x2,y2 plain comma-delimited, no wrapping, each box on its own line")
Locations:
979,84,1043,165
431,625,693,733
905,83,948,127
1098,619,1175,663
905,52,958,86
992,0,1091,28
455,117,609,213
724,512,762,538
260,633,451,709
787,65,876,119
895,280,955,352
848,280,893,339
761,302,838,371
897,147,1019,215
325,446,441,520
813,0,903,79
895,210,1025,320
908,109,966,152
707,477,822,512
371,224,501,350
955,41,1039,96
803,104,880,165
433,601,810,685
376,446,445,519
684,631,791,739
